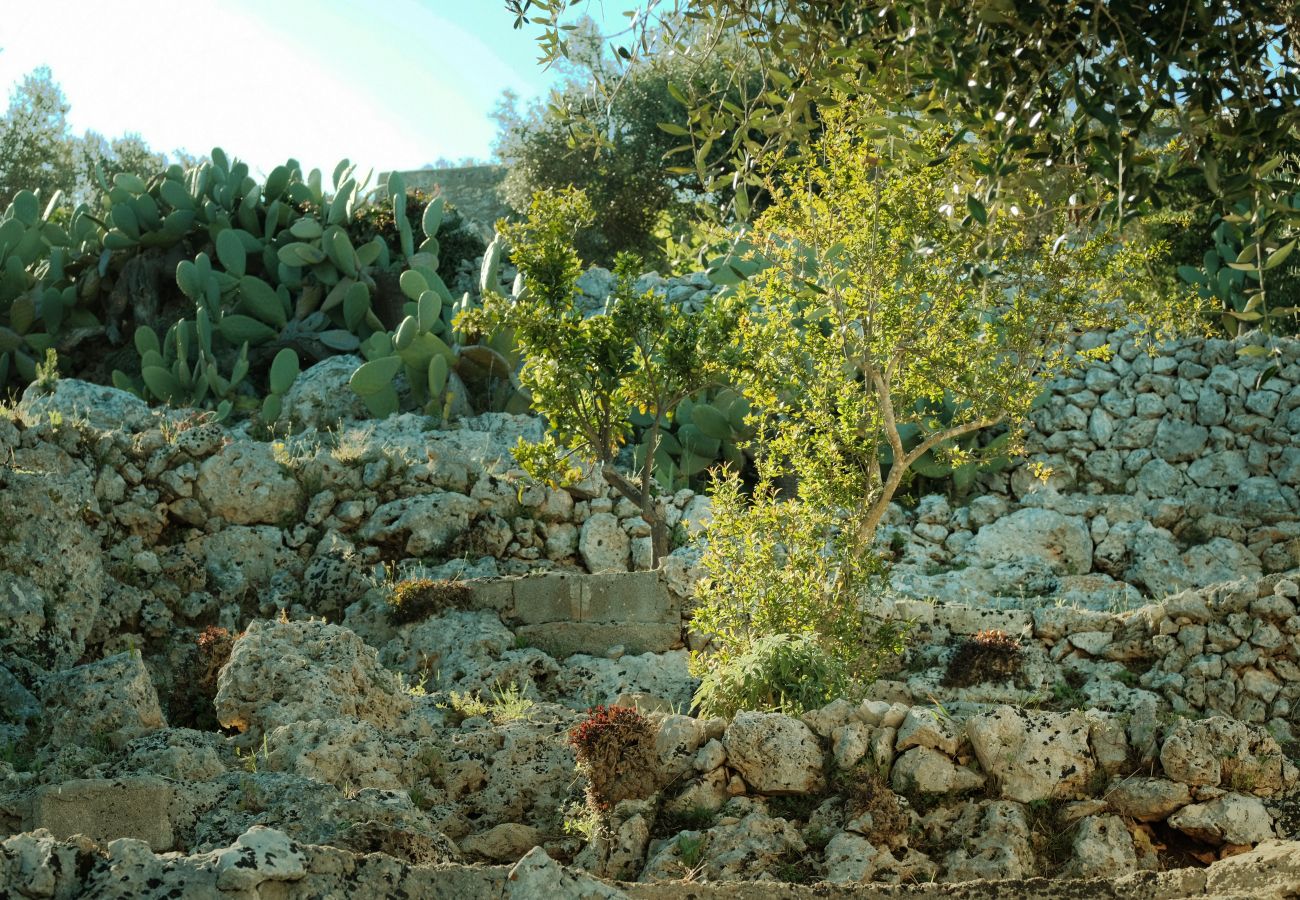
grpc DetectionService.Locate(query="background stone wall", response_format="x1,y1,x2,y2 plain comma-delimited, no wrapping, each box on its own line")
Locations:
380,164,511,237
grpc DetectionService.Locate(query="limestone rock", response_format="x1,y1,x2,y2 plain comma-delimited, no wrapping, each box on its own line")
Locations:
196,440,303,525
1168,793,1275,845
1064,814,1136,878
212,825,306,891
429,713,577,838
580,512,630,573
822,831,880,883
264,718,424,790
655,715,710,780
1104,777,1191,821
943,800,1036,881
0,464,105,666
356,491,480,557
215,620,412,739
509,845,624,898
120,728,227,781
27,776,174,851
18,379,154,432
557,651,695,712
961,508,1092,576
643,811,805,882
40,652,165,750
895,706,962,756
278,355,370,430
723,712,826,795
460,822,541,862
966,706,1095,803
1159,717,1294,795
890,747,984,796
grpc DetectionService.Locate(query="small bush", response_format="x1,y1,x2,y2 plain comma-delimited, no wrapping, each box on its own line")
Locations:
695,632,894,720
941,628,1023,688
440,682,534,726
387,578,471,625
690,474,910,719
568,705,660,811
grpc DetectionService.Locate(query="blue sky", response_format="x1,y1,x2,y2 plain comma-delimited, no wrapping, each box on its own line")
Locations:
0,0,643,179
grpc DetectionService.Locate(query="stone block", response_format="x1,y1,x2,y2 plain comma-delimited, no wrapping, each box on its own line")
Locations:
583,571,676,624
508,573,582,625
28,776,173,850
513,622,680,659
464,577,513,614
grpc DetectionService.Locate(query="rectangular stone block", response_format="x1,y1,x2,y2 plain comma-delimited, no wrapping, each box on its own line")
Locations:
508,573,582,625
582,571,677,624
464,578,513,614
28,776,173,850
514,622,681,659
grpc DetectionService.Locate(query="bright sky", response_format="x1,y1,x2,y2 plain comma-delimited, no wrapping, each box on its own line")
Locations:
0,0,644,180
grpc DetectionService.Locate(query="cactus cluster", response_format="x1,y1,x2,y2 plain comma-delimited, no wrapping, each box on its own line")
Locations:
0,189,100,385
347,180,528,420
0,150,494,425
631,386,754,492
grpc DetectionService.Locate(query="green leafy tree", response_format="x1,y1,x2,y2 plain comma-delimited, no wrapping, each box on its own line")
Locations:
458,187,741,565
0,67,77,207
492,16,759,268
690,102,1199,711
511,1,1299,334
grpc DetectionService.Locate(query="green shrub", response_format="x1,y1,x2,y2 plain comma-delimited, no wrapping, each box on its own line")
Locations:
690,474,909,719
696,633,866,720
387,578,471,625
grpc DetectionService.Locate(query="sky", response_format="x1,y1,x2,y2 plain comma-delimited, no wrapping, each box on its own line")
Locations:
0,0,648,180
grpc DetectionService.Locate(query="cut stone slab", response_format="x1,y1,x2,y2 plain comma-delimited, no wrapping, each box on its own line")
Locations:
514,622,680,659
28,777,173,851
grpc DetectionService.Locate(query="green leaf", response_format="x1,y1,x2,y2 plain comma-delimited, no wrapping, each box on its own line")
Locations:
428,354,448,396
261,393,284,423
343,282,371,331
1263,240,1295,271
399,269,429,301
290,217,323,240
218,314,277,345
966,195,988,224
133,325,160,358
394,315,419,351
141,365,182,402
269,347,300,395
360,385,399,418
216,229,247,276
277,242,326,267
421,197,444,238
238,276,288,328
350,356,402,396
319,329,361,352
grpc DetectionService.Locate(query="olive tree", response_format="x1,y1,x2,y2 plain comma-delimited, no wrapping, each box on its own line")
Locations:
510,1,1299,334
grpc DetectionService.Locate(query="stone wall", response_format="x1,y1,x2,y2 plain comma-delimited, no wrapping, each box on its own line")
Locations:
380,164,512,236
885,328,1300,611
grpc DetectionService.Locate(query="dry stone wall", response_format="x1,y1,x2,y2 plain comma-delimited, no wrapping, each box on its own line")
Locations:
5,277,1300,893
885,327,1300,610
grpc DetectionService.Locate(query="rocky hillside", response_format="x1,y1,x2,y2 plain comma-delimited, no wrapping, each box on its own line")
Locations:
2,325,1300,897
